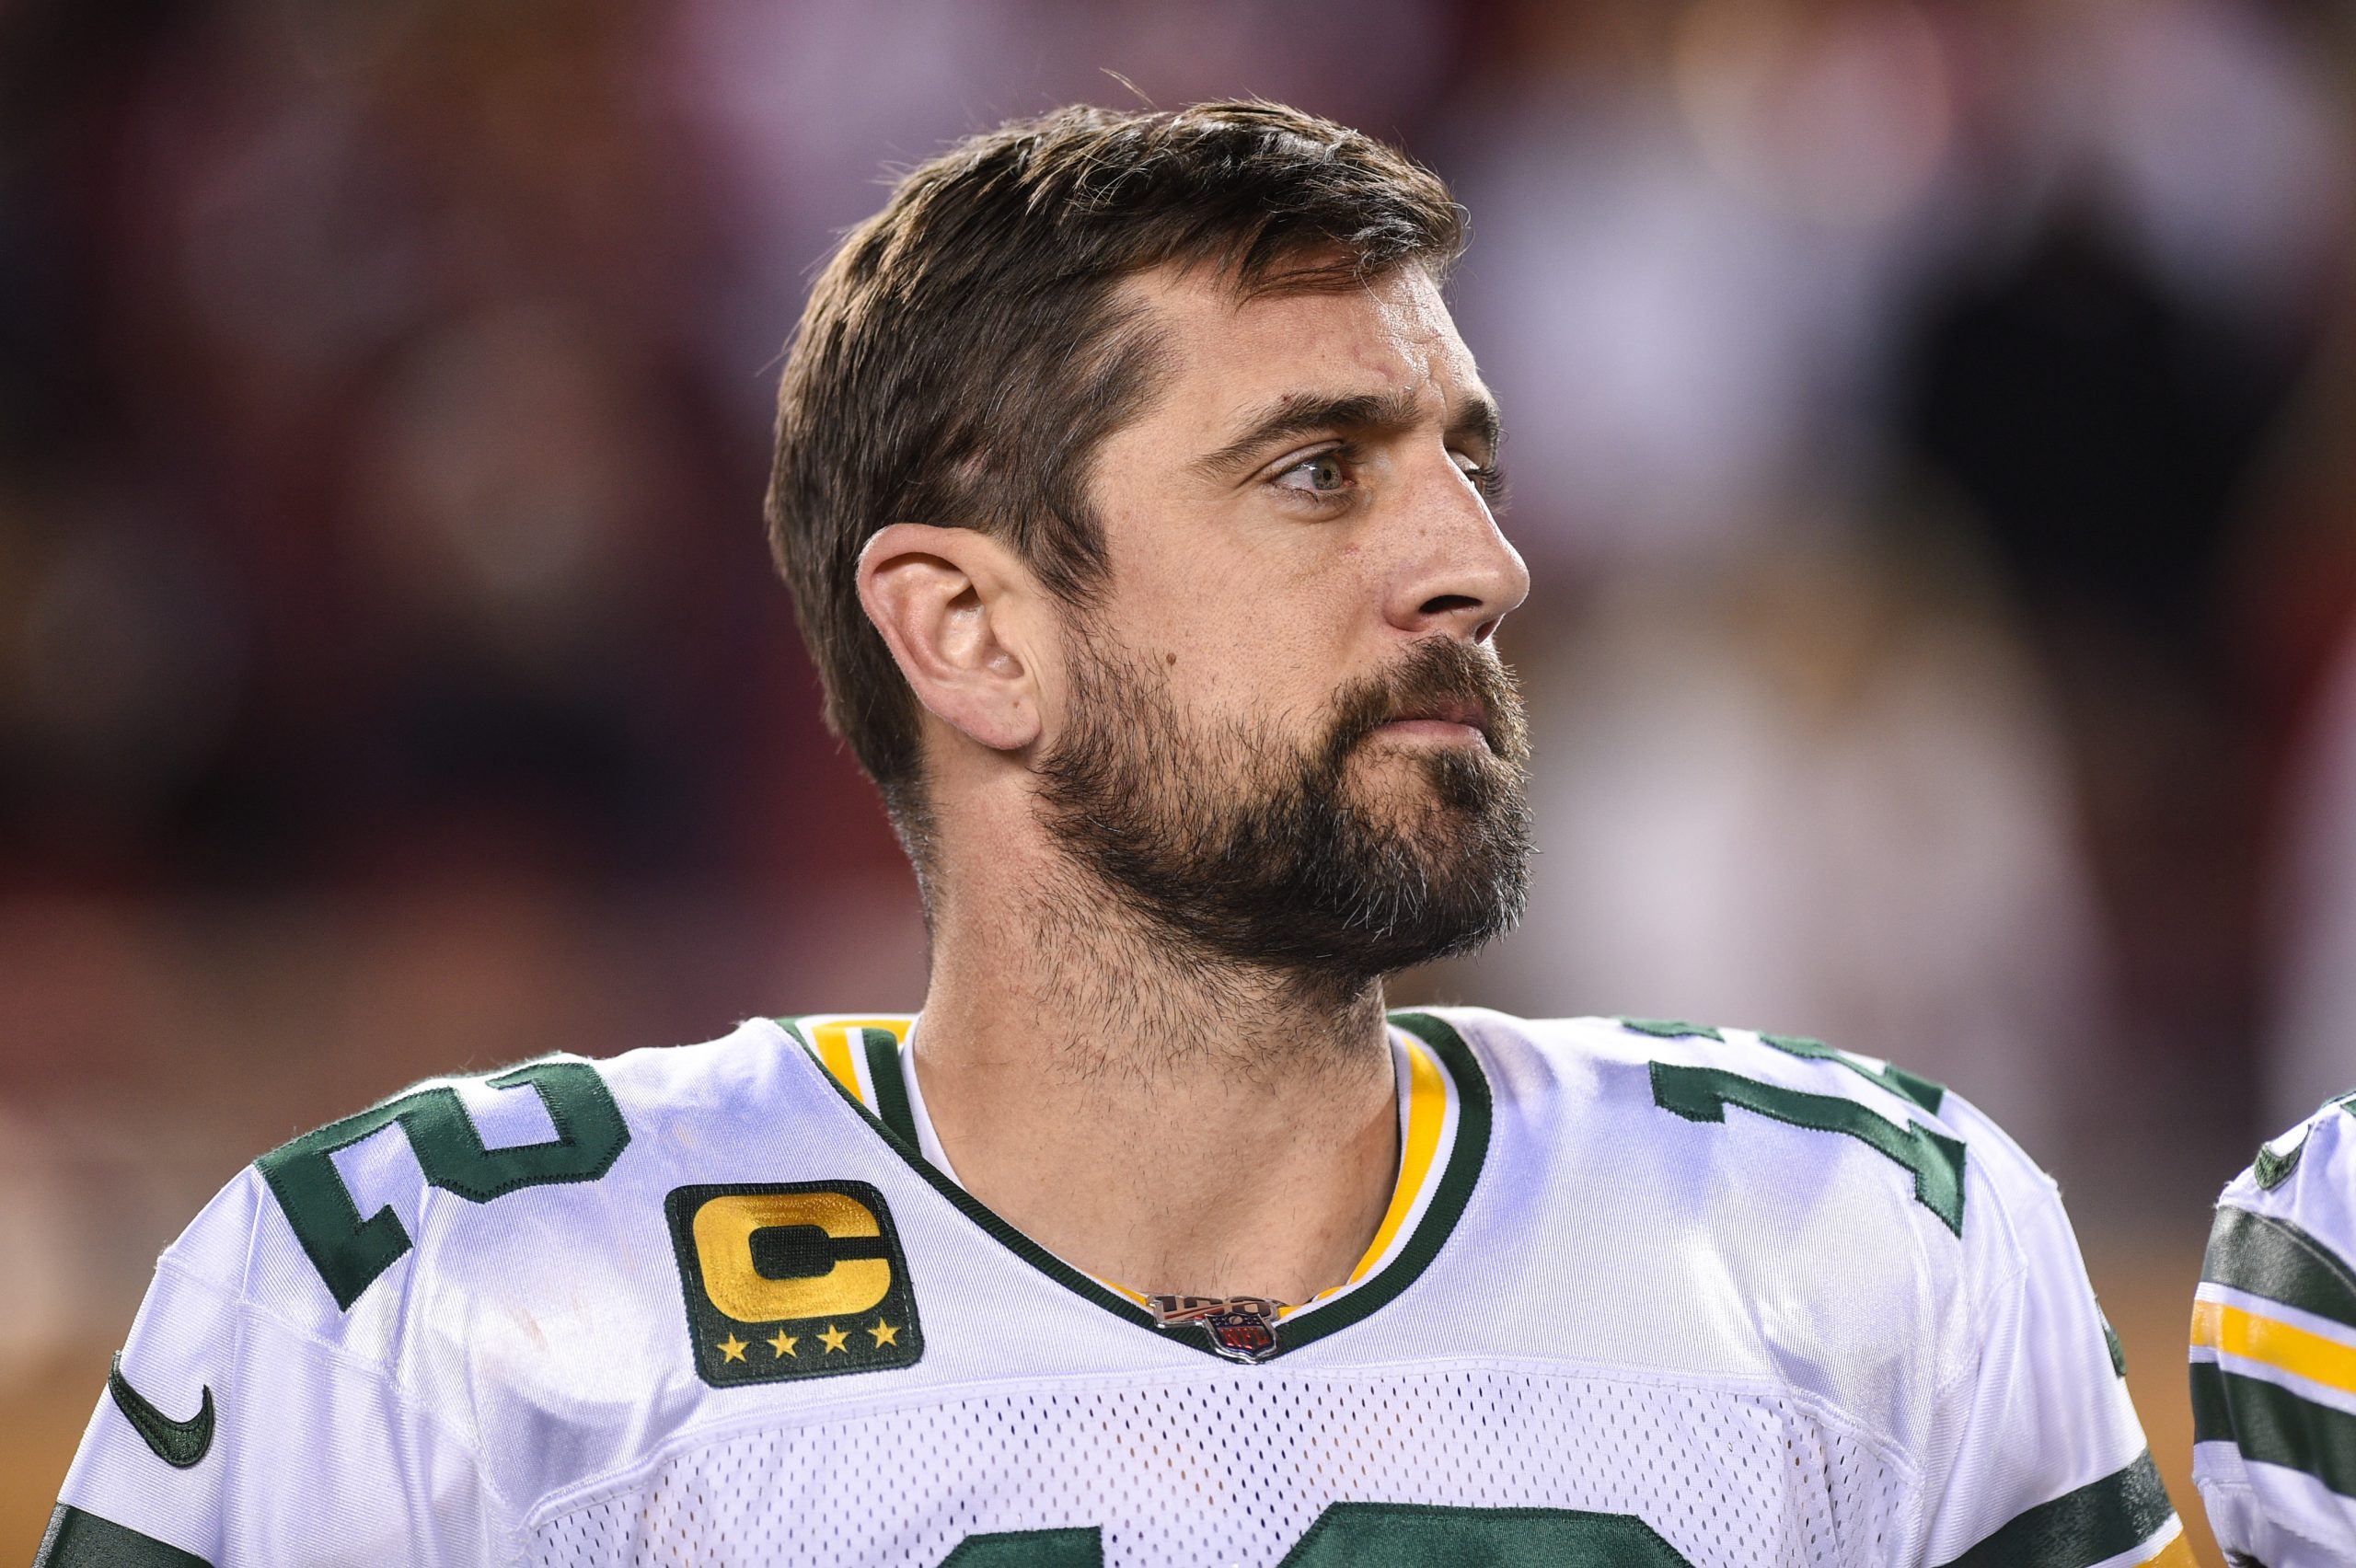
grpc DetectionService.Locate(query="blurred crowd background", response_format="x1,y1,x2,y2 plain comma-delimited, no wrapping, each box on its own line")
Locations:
3,0,2351,1557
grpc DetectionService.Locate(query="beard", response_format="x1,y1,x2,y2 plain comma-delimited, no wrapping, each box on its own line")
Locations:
1034,632,1533,997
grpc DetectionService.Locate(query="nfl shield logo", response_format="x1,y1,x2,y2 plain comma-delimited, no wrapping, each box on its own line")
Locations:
1202,1305,1278,1364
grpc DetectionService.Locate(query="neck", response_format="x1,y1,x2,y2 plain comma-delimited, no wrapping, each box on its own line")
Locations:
910,847,1400,1307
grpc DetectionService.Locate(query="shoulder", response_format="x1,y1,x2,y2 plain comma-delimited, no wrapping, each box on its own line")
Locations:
1418,1005,2064,1289
1430,1007,1955,1112
55,1027,841,1562
2211,1093,2356,1263
2200,1094,2356,1337
167,1017,850,1338
1403,1008,2106,1470
2193,1093,2356,1559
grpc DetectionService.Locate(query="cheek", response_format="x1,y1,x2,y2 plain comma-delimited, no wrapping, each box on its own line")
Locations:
1094,501,1383,705
1183,572,1328,652
1157,619,1361,734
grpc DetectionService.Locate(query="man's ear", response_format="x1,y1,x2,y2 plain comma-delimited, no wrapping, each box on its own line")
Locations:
857,524,1049,753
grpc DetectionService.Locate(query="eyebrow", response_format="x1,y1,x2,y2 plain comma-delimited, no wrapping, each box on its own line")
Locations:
1194,386,1504,481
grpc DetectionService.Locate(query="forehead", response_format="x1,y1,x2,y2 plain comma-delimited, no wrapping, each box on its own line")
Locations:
1120,263,1484,433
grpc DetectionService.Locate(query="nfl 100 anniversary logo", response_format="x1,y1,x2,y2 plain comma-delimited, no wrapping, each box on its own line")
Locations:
1149,1294,1282,1364
666,1181,922,1386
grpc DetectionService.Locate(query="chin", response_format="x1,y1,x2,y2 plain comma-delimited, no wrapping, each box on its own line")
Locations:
1350,743,1490,813
1340,754,1447,821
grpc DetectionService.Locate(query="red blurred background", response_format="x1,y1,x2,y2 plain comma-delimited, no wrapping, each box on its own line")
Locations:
6,3,2355,1558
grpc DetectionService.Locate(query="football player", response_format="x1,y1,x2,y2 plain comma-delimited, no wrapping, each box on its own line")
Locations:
40,101,2185,1566
2193,1095,2356,1563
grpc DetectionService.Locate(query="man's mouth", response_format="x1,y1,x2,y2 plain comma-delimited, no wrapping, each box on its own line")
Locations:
1375,697,1490,746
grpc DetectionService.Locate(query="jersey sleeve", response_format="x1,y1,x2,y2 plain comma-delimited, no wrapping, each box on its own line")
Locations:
34,1168,502,1568
2192,1096,2356,1566
1918,1091,2190,1568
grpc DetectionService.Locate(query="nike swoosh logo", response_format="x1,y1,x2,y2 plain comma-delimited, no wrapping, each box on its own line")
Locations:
108,1353,214,1469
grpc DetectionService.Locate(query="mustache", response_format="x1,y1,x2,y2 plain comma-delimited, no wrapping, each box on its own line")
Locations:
1322,639,1530,767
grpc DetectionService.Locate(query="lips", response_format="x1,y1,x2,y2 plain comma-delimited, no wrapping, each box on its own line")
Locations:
1403,692,1479,725
1327,639,1527,768
1393,697,1487,732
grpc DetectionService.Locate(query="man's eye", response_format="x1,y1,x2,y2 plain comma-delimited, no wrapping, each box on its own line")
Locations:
1453,450,1505,502
1275,452,1350,496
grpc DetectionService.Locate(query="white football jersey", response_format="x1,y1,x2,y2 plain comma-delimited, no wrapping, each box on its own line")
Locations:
2193,1093,2356,1565
40,1009,2183,1567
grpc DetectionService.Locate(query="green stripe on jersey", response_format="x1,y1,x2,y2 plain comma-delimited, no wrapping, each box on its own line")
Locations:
34,1506,212,1568
2204,1205,2356,1331
1297,1012,1494,1352
2190,1360,2356,1498
1930,1450,2175,1568
862,1027,919,1148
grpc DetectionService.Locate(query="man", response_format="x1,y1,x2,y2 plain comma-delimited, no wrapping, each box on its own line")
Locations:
2192,1096,2356,1563
40,101,2181,1566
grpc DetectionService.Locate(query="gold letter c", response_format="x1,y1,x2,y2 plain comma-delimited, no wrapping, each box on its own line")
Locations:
692,1191,893,1322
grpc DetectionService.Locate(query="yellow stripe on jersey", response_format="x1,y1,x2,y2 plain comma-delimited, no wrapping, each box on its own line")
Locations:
2142,1536,2197,1567
1347,1036,1448,1286
804,1017,913,1111
2191,1296,2356,1398
1103,1034,1449,1318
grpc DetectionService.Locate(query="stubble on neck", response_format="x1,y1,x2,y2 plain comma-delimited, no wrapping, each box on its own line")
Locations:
908,842,1402,1304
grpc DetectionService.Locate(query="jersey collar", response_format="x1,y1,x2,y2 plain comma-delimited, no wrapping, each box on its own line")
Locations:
780,1009,1492,1363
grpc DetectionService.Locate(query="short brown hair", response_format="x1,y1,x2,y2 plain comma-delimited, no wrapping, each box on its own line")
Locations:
765,101,1464,846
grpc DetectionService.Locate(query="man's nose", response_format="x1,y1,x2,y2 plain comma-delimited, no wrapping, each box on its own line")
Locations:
1384,453,1530,644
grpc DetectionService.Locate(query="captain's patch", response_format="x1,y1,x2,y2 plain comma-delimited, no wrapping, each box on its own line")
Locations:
665,1182,922,1387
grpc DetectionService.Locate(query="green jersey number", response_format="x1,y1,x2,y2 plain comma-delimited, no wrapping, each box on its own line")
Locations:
943,1505,1692,1565
1650,1061,1966,1235
256,1060,629,1309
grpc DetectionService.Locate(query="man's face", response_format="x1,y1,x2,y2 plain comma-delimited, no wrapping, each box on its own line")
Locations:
1034,262,1533,992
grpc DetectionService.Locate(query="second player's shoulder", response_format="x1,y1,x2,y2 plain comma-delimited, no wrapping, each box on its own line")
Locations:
2196,1092,2356,1412
2212,1092,2356,1252
2199,1091,2356,1344
2192,1095,2356,1565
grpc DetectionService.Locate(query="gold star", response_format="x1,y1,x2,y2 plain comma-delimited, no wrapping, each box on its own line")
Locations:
868,1318,899,1348
768,1330,798,1358
818,1323,849,1353
717,1334,748,1363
